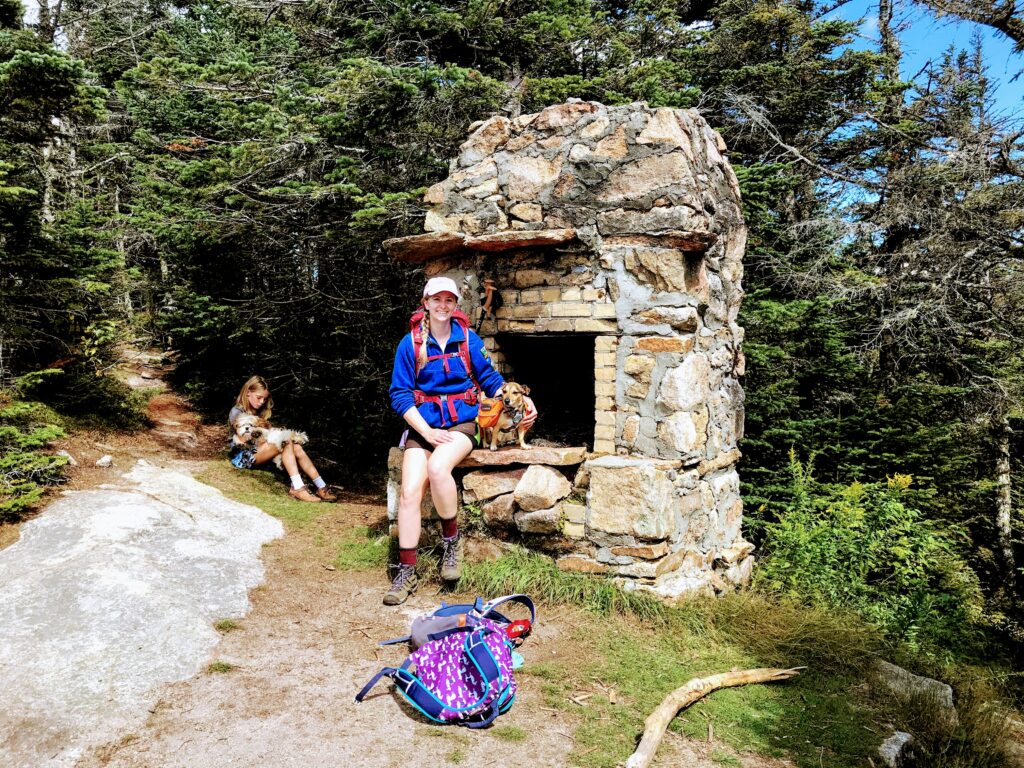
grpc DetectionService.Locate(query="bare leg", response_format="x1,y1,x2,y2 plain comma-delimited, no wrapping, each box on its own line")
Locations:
398,448,430,549
252,441,293,470
426,433,475,521
292,444,321,483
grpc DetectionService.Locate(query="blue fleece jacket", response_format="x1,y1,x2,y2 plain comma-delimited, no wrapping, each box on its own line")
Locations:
390,321,504,428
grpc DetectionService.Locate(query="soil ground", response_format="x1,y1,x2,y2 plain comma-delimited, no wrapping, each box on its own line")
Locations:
11,348,792,768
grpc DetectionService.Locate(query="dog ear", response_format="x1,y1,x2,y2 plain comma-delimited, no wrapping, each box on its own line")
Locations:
522,385,530,395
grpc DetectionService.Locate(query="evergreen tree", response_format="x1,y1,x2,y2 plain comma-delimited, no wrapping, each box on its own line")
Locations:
0,0,105,378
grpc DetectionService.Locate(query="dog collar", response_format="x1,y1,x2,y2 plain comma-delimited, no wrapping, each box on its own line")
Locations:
506,405,525,427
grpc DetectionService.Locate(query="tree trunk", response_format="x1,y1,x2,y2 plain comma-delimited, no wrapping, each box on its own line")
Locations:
995,415,1015,602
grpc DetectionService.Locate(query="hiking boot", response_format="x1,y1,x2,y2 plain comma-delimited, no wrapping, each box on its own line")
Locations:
440,535,463,582
315,486,337,502
383,565,418,606
289,486,321,503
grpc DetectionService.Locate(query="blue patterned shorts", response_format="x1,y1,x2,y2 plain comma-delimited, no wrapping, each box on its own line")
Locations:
229,443,258,469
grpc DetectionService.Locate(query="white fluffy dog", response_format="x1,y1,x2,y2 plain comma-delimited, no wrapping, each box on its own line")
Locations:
231,413,309,470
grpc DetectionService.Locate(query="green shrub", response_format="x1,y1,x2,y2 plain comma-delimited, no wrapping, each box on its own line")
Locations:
17,364,149,430
755,453,984,653
0,393,68,521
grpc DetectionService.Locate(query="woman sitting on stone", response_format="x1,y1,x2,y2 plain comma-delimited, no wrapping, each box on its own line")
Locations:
386,276,536,605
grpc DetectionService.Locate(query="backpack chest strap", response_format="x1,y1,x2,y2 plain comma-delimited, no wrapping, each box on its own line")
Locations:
414,388,479,426
426,351,460,374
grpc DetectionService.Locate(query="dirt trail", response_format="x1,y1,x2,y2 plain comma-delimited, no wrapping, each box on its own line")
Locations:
20,347,776,768
77,499,582,768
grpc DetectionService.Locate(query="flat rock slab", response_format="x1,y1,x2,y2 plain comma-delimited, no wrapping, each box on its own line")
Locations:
383,228,577,262
382,231,465,262
0,460,283,768
458,446,588,467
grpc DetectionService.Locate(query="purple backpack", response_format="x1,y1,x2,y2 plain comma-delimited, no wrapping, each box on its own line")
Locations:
355,595,535,728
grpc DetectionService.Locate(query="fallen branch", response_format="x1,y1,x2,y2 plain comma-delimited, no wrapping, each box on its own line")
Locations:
624,666,806,768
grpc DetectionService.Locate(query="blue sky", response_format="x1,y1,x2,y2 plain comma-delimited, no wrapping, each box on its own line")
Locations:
828,0,1023,119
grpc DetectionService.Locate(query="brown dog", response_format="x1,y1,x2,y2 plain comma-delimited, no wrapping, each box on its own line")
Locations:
477,382,531,451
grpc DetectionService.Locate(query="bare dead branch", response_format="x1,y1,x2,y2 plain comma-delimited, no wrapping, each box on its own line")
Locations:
625,667,805,768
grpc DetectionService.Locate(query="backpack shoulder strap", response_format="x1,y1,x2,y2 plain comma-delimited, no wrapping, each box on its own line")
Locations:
452,311,481,393
479,594,536,625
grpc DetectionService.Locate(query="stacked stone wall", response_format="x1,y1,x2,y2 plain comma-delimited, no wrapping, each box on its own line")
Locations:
384,100,752,600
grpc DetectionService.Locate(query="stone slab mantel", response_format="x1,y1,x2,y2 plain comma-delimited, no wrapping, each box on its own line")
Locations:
386,446,588,470
383,228,578,263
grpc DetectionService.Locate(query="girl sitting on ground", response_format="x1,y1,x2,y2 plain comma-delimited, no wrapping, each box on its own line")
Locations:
228,375,336,503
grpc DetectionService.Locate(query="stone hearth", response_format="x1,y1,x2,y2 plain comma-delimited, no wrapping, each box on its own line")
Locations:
384,100,752,601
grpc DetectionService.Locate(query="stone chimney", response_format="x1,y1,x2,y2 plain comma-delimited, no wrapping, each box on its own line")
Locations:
384,100,753,600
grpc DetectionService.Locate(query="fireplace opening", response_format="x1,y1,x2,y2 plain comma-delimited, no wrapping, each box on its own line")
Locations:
494,333,598,449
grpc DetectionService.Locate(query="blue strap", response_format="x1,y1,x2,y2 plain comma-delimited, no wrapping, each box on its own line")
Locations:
479,594,536,625
354,667,397,702
464,628,501,689
461,701,501,729
425,625,476,644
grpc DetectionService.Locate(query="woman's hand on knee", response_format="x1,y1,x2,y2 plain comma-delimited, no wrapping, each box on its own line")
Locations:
426,428,455,447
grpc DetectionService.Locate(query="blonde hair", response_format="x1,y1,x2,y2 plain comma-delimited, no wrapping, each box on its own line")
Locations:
416,311,429,372
235,375,273,420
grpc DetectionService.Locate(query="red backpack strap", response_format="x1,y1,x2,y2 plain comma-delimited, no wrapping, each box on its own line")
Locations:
451,310,481,394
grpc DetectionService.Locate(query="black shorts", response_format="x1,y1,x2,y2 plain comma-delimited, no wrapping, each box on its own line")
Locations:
403,422,480,451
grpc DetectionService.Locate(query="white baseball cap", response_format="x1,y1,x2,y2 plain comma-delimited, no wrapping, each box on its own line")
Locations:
423,276,461,300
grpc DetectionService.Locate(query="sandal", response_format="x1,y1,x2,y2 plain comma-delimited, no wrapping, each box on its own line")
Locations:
315,487,337,502
289,486,321,503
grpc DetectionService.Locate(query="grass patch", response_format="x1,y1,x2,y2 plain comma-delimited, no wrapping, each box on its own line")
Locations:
710,751,742,766
335,525,389,570
461,546,670,620
463,547,918,768
882,674,1014,767
206,660,235,673
214,619,240,633
490,725,527,742
518,615,883,768
197,461,324,528
447,749,466,764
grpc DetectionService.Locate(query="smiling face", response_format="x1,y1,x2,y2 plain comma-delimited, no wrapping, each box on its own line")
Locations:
424,291,459,324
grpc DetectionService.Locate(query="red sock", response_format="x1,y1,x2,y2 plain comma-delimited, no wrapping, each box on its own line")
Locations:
399,547,417,567
441,517,458,539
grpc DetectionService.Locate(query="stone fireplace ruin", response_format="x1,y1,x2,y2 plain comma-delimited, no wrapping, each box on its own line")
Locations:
384,100,754,600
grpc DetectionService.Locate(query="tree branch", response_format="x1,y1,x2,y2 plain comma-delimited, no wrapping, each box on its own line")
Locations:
624,667,805,768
